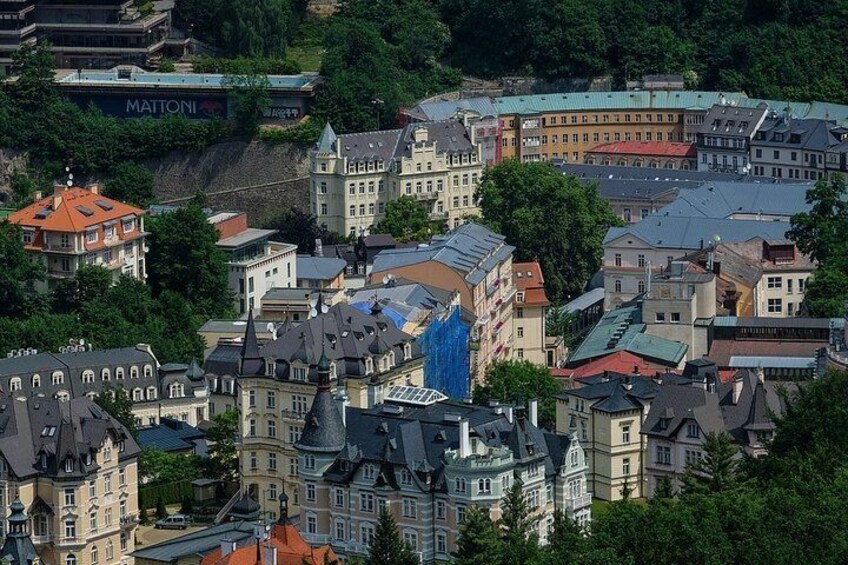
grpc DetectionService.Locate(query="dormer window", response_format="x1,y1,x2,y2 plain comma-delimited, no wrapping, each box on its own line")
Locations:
143,365,153,378
329,363,337,380
41,426,56,437
130,366,139,379
292,366,308,382
53,371,64,385
403,344,412,360
65,458,74,473
9,377,21,392
41,453,47,468
365,358,374,375
32,374,41,388
82,370,94,384
659,418,670,431
101,368,110,381
115,367,124,380
85,453,92,466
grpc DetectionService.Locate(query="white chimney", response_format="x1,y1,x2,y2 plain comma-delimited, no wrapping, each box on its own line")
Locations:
528,399,538,428
335,386,350,426
503,405,514,424
732,376,743,405
221,539,236,556
458,419,471,458
315,239,323,257
263,543,278,565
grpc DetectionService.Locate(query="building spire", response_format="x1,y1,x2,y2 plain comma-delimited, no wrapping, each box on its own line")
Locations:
239,309,264,377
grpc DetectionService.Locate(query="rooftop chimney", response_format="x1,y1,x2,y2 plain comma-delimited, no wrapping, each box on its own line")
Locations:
458,419,471,458
315,238,323,257
263,543,278,565
52,184,66,210
503,405,514,424
528,399,538,428
335,385,350,427
732,375,743,405
87,183,100,195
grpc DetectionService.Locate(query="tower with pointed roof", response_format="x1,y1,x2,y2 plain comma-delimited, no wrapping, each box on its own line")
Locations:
239,309,265,377
0,499,39,565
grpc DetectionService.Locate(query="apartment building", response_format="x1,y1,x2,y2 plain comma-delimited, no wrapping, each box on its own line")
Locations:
750,115,848,180
296,369,591,563
235,304,424,519
642,362,788,497
371,223,515,382
0,396,141,565
512,262,550,365
210,212,297,316
310,120,484,237
696,102,768,173
684,238,815,317
584,141,697,170
0,344,209,427
9,184,147,292
602,181,811,309
0,0,175,73
295,255,346,290
555,370,692,500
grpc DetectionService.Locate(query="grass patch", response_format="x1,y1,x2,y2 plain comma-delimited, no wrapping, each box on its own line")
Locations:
288,13,328,72
287,45,324,72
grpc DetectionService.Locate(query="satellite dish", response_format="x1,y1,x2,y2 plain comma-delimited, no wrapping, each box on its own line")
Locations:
266,322,275,333
66,180,73,187
382,275,389,285
68,173,74,180
321,302,329,314
308,297,318,308
309,307,318,318
713,234,721,244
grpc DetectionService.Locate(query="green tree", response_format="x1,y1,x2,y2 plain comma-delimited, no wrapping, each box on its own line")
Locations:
206,409,239,483
498,481,540,565
681,431,742,496
94,383,138,438
543,510,586,564
473,360,562,429
787,175,848,268
651,476,676,501
367,506,418,565
373,196,443,242
9,42,57,110
156,497,168,519
146,204,232,317
262,207,342,253
139,447,203,485
105,162,156,207
453,506,502,564
476,160,620,299
52,265,113,314
545,307,582,350
222,72,272,135
0,221,46,318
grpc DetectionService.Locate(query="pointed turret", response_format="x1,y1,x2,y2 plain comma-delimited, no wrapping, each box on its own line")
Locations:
316,122,337,154
295,350,346,453
186,358,204,381
239,310,264,377
0,499,39,564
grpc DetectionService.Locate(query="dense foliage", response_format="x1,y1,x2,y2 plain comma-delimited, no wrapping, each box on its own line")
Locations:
94,384,139,438
373,196,445,242
473,360,563,429
104,162,156,208
312,0,461,133
439,0,848,103
262,207,343,253
367,507,419,565
191,55,302,75
787,174,848,316
205,409,240,483
477,160,621,300
0,221,46,318
461,370,848,564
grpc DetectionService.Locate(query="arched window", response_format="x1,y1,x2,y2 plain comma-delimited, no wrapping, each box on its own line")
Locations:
90,545,98,564
101,368,110,381
86,392,96,400
32,374,41,388
364,358,373,375
146,387,156,400
52,371,64,385
169,383,184,398
82,370,94,384
478,478,491,493
454,477,466,493
130,366,139,379
115,367,124,380
66,555,77,565
56,391,70,401
143,365,153,378
614,280,622,293
106,539,114,560
403,344,411,360
9,377,21,392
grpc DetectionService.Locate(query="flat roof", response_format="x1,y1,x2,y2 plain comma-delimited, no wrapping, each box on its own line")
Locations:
216,228,277,249
56,69,322,92
729,356,816,369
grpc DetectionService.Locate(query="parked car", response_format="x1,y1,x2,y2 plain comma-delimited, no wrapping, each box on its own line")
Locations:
154,513,191,530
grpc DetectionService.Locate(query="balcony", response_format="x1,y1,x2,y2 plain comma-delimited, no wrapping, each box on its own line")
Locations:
564,493,592,511
302,532,331,545
120,514,139,527
412,191,438,201
429,211,448,221
280,409,307,420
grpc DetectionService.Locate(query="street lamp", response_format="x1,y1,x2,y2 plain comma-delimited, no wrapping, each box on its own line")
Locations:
371,98,384,130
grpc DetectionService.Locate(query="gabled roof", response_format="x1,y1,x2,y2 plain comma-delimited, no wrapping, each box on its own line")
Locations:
655,181,811,219
603,216,793,250
587,141,696,158
9,186,144,234
512,262,550,306
296,255,346,281
132,521,257,563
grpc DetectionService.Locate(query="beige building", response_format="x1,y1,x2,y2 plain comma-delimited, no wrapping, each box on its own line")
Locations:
511,262,550,365
370,223,515,382
0,396,140,565
235,306,424,519
296,374,591,563
9,184,148,293
556,370,692,501
310,120,484,237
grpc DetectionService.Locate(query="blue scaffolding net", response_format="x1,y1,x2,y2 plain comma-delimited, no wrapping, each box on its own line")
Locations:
420,307,471,400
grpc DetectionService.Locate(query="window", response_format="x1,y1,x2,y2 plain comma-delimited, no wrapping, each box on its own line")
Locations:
53,371,64,385
454,477,466,493
637,254,646,268
82,370,94,384
306,483,316,502
334,488,345,508
249,419,256,437
622,458,631,476
361,523,376,546
402,498,417,518
671,312,681,323
64,488,76,506
307,514,317,534
104,473,112,493
248,390,256,408
799,278,806,292
65,458,74,473
516,308,523,318
436,532,447,554
638,280,646,294
687,423,699,438
249,452,258,470
517,326,524,338
88,480,96,499
119,500,126,519
456,504,467,524
655,312,666,323
266,391,276,409
614,253,622,266
767,298,783,313
685,450,703,465
436,500,446,520
403,530,418,551
400,468,413,485
621,424,631,444
86,230,98,244
527,489,540,510
656,445,671,465
304,454,315,470
65,520,76,539
360,492,374,512
614,280,621,293
767,276,782,289
9,378,20,392
104,507,112,526
477,478,492,493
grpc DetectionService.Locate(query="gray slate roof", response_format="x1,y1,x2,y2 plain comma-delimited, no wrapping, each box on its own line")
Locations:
562,372,692,414
752,116,836,151
655,181,812,219
0,397,140,481
296,255,347,281
604,216,793,250
372,222,514,286
131,521,257,563
416,97,499,121
699,103,768,138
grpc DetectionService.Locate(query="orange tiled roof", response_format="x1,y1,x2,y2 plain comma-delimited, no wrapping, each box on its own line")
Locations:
513,262,551,306
553,351,671,380
201,523,338,565
8,186,144,234
587,141,696,158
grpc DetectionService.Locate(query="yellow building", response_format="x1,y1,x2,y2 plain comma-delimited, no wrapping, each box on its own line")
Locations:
511,262,551,366
494,91,748,163
0,397,140,565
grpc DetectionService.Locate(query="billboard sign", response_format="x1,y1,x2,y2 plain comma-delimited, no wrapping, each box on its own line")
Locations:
68,93,229,119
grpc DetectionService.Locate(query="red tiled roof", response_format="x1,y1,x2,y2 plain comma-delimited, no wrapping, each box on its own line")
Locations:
553,351,670,380
8,186,143,234
707,339,826,369
586,141,696,158
513,262,551,306
201,523,338,565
